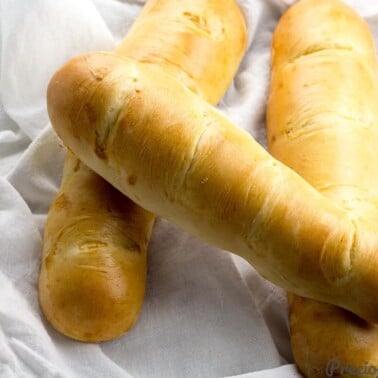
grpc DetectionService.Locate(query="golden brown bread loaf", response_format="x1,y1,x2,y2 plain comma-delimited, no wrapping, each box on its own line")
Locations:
267,0,378,376
47,1,378,323
40,151,154,341
39,0,247,342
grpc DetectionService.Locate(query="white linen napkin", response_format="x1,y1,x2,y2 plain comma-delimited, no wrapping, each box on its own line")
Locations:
2,0,372,376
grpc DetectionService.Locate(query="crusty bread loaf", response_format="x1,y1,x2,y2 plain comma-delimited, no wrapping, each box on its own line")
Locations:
39,151,154,341
39,0,247,342
47,46,378,323
267,0,378,376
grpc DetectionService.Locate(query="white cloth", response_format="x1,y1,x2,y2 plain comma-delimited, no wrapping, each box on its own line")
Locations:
0,0,375,377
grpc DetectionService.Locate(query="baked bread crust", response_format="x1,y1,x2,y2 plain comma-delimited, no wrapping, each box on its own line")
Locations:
40,0,247,342
48,49,378,322
267,0,378,376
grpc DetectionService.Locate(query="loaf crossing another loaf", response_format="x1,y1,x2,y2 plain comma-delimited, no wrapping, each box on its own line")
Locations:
40,0,247,342
267,0,378,376
47,0,378,323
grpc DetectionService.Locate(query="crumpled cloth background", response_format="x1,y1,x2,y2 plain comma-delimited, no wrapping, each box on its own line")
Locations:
0,0,377,377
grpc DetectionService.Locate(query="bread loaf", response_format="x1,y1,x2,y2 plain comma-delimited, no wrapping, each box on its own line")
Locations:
47,1,378,323
267,0,378,376
39,151,154,341
39,0,247,342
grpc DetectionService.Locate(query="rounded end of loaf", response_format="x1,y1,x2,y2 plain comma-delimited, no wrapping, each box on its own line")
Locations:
38,153,154,342
39,241,147,342
115,0,248,105
289,294,378,378
271,0,376,69
47,52,125,156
